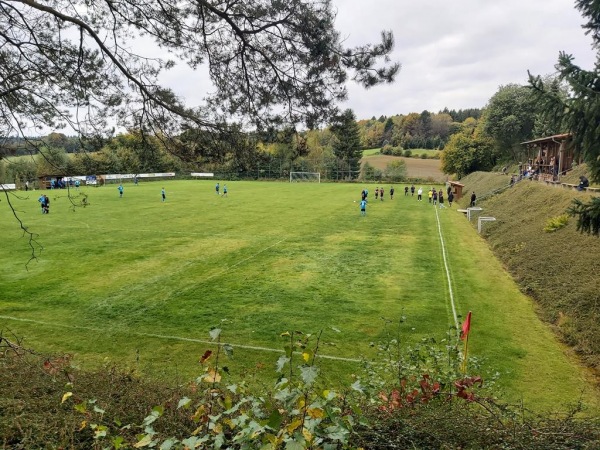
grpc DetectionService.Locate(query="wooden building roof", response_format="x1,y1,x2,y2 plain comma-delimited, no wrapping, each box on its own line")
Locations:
520,133,572,146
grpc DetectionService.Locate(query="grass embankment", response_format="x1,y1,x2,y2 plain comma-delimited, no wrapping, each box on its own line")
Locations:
0,180,597,412
458,172,600,376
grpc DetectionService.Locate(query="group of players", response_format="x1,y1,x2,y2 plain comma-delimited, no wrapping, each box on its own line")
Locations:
358,184,457,215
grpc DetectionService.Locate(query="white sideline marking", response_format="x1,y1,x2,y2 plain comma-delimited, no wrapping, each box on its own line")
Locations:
0,315,361,363
433,207,460,331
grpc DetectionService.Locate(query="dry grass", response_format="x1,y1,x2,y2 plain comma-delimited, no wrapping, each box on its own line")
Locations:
361,155,445,181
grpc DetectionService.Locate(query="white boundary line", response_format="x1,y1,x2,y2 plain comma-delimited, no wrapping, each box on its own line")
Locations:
433,206,460,331
0,315,361,363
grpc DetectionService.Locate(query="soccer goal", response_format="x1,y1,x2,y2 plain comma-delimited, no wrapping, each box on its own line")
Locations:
289,172,321,183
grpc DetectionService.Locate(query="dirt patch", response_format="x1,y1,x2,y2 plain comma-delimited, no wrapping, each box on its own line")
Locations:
361,155,445,182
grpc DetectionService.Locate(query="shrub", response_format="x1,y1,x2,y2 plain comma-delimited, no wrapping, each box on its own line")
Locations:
403,149,412,158
381,145,393,155
420,153,428,159
543,214,569,233
2,329,599,450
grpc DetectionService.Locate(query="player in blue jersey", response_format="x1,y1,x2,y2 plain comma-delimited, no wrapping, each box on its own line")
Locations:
360,199,367,216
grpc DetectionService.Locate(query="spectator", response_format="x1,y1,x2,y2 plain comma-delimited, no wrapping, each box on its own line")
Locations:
578,176,589,191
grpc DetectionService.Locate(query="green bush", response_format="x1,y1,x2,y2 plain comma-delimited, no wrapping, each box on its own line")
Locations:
420,153,428,159
380,144,393,155
403,149,412,158
543,214,569,233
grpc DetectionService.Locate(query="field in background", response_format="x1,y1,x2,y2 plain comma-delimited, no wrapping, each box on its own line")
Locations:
0,180,597,411
361,154,445,181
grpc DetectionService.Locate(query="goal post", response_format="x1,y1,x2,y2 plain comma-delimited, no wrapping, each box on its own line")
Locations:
289,172,321,183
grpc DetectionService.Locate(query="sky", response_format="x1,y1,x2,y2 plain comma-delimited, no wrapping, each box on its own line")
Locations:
332,0,597,118
37,0,600,136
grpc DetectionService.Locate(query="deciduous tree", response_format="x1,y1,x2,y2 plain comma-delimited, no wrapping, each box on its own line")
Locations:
441,131,496,179
482,84,536,161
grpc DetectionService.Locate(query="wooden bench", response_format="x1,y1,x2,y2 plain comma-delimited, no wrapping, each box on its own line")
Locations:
561,183,578,190
544,180,560,187
457,209,468,215
587,187,600,193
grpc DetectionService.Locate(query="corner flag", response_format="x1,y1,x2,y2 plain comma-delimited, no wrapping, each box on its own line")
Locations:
460,311,472,341
460,311,472,373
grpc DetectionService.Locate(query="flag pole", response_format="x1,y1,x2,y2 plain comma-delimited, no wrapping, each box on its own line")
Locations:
459,311,472,374
461,333,469,374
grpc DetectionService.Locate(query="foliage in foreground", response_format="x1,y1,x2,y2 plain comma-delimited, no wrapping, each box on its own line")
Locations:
1,328,598,450
568,197,600,237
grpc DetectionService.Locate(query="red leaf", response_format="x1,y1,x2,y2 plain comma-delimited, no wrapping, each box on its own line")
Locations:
199,350,213,364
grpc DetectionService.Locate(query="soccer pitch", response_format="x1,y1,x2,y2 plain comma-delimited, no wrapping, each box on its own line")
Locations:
0,180,596,410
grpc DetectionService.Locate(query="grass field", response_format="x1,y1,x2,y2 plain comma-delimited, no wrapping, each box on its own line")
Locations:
0,180,597,412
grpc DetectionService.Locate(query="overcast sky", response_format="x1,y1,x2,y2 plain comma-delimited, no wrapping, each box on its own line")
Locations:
158,0,596,122
332,0,597,118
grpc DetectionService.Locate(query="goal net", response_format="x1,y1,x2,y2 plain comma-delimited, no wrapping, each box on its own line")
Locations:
290,172,321,183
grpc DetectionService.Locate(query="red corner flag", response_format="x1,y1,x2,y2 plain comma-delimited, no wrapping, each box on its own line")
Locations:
460,311,472,341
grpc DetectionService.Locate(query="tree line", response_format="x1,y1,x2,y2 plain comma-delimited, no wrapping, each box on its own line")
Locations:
1,106,485,185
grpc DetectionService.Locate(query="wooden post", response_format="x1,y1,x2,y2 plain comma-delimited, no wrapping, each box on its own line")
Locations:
558,141,564,180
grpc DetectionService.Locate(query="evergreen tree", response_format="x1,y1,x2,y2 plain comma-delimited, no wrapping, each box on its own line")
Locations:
529,0,600,235
330,109,362,179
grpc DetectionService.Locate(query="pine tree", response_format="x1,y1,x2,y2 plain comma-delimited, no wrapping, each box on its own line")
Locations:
330,109,362,179
529,0,600,235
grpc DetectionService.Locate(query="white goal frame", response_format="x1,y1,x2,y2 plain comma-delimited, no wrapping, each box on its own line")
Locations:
289,171,321,183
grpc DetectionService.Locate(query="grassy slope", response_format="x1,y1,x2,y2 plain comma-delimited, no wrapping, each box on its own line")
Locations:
0,180,597,411
458,173,600,375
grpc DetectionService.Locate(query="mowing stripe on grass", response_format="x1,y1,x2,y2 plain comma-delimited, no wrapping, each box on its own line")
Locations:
434,206,459,331
0,315,361,363
197,238,287,284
